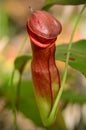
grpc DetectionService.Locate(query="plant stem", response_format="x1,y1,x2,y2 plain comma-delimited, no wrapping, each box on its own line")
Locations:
15,35,28,109
48,2,86,125
10,35,28,130
10,69,18,130
16,73,22,110
18,34,28,55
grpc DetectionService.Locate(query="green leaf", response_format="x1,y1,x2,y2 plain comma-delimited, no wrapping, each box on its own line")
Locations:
18,80,43,126
55,40,86,77
45,0,86,6
62,90,86,104
42,4,54,11
14,55,32,72
43,0,86,10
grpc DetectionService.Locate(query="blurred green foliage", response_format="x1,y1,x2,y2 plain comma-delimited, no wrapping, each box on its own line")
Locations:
0,8,9,39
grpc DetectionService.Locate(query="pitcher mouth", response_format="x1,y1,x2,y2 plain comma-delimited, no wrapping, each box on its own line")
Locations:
27,24,57,48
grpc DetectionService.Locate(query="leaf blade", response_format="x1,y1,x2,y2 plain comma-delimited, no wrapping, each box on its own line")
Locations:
55,40,86,77
62,90,86,104
43,0,86,10
14,55,32,72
